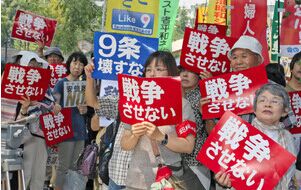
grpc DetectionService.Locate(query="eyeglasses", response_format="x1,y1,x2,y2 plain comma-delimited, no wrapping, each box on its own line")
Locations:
145,67,168,73
257,96,283,106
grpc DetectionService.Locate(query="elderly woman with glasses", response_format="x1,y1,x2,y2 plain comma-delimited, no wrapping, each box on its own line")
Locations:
215,83,298,190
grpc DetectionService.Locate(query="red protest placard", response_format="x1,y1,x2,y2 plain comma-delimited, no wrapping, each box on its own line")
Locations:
231,0,267,38
40,108,73,146
196,23,227,36
289,91,301,134
199,64,268,119
197,111,296,190
49,63,68,88
280,0,301,46
11,10,57,47
180,27,236,76
1,64,51,101
118,74,182,126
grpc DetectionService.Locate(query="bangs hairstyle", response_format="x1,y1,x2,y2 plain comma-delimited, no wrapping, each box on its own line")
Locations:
290,51,301,71
142,51,178,77
66,52,88,75
253,83,290,111
265,63,286,87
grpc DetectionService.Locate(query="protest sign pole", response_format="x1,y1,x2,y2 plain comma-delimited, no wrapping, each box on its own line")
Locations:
277,0,280,64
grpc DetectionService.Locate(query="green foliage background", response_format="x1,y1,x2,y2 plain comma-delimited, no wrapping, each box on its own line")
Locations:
1,1,191,56
1,0,102,55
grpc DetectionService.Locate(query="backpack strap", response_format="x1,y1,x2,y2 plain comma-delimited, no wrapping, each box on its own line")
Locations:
110,114,120,150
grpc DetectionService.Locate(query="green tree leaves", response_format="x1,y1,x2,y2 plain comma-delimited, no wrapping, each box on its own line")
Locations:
1,0,102,55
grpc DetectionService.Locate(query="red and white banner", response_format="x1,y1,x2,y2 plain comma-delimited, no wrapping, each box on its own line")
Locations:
196,23,227,36
289,91,301,134
180,27,236,76
231,0,267,38
118,74,182,126
230,0,269,65
49,63,68,89
11,10,57,47
1,64,51,101
176,120,197,138
197,111,296,190
40,108,73,146
200,64,268,119
280,0,301,57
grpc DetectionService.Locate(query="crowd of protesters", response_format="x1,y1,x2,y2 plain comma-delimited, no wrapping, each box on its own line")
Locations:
1,34,301,190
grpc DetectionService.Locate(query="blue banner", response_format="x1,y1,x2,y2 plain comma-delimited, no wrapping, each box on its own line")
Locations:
112,9,155,35
93,32,158,80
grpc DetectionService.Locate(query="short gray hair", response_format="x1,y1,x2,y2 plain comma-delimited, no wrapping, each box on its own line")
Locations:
253,83,290,111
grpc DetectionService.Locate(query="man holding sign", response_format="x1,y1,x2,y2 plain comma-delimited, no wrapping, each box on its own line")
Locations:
203,36,296,133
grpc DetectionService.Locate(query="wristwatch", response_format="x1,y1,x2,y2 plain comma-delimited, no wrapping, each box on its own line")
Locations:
94,108,101,116
20,111,28,116
161,134,168,146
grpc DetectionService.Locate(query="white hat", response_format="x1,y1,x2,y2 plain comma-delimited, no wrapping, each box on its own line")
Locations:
18,51,49,69
228,35,264,63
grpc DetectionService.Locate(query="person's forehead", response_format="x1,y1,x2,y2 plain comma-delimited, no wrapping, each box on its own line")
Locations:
180,68,194,74
147,60,165,67
71,59,83,63
231,48,255,55
29,59,42,66
259,90,281,98
48,53,60,57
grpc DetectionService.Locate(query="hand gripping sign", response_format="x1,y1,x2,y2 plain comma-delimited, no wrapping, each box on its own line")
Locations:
118,74,182,126
1,64,51,101
289,91,301,134
40,108,73,146
197,111,296,190
199,64,268,119
11,10,57,47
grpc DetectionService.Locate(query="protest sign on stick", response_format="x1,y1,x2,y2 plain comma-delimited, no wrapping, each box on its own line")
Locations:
11,9,57,46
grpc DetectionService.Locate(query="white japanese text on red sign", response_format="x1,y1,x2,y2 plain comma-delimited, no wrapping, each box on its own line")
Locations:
4,66,44,96
205,74,253,113
207,116,269,189
185,31,230,73
43,112,71,141
122,77,176,122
